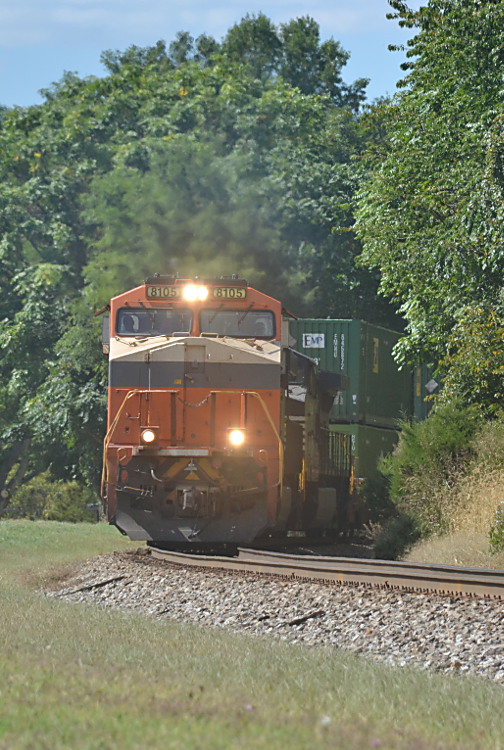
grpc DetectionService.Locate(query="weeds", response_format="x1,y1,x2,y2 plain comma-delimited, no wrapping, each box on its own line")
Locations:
489,502,504,554
369,406,504,560
372,514,420,560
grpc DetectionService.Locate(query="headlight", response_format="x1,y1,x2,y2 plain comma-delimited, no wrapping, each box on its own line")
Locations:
228,429,246,447
141,428,157,444
182,284,209,302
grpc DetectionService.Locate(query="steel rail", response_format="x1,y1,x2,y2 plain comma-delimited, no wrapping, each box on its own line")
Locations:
149,546,504,600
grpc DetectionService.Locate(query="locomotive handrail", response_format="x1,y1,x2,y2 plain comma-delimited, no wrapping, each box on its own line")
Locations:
245,391,284,497
245,390,284,497
205,389,284,497
171,388,284,495
101,388,284,498
101,389,178,497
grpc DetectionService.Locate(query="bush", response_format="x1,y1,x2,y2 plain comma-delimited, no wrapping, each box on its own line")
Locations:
7,473,97,523
361,469,395,524
43,481,97,523
367,408,504,560
373,514,421,561
489,502,504,554
380,401,482,536
439,305,504,418
6,474,50,520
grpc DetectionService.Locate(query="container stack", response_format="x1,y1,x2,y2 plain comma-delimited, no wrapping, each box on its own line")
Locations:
289,319,412,485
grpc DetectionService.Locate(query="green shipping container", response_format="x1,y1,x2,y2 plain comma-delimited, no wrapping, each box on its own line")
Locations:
329,424,399,483
413,364,441,421
289,319,411,428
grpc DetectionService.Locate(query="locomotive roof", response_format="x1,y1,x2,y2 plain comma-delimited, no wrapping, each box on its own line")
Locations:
144,275,248,286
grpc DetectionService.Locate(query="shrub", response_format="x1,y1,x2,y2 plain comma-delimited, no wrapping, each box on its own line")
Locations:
379,401,482,537
441,414,504,546
6,474,52,520
489,502,504,554
43,481,96,523
7,473,97,523
361,468,395,523
439,306,504,418
368,409,504,559
373,514,421,561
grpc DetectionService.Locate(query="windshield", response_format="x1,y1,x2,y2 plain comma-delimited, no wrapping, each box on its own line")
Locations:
200,310,275,339
117,308,192,336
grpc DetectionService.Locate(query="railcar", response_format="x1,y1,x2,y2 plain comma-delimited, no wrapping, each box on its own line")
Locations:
101,275,354,548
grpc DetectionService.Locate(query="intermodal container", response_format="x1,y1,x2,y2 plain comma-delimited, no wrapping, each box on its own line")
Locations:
413,364,440,421
329,423,399,483
289,319,411,428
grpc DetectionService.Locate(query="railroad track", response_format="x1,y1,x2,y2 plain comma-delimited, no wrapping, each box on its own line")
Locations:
149,546,504,600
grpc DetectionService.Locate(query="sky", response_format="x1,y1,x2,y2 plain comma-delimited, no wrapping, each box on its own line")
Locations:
0,0,422,108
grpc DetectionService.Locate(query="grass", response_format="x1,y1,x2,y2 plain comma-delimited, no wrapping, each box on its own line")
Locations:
1,520,503,750
404,447,504,569
405,530,504,569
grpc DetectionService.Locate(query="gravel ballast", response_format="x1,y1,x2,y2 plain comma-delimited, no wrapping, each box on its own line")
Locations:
47,550,504,683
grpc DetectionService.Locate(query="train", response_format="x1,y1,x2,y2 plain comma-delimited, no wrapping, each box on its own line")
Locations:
101,275,359,549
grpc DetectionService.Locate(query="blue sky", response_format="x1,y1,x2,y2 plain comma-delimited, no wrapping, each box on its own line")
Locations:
0,0,421,108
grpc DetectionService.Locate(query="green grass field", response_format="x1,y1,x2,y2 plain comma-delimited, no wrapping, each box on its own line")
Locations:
1,520,503,749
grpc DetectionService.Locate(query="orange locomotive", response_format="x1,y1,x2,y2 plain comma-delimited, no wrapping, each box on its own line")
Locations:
102,275,352,548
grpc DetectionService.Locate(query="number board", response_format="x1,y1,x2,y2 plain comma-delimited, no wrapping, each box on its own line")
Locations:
146,286,180,299
213,287,247,299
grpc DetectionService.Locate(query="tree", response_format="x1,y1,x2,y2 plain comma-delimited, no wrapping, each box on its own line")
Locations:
355,0,504,411
82,134,294,303
279,17,368,108
0,264,72,509
220,14,368,110
221,13,282,81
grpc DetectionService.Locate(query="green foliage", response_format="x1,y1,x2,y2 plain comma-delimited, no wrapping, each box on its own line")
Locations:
176,13,369,108
355,0,504,412
380,401,482,536
438,305,504,417
43,481,97,523
0,263,74,504
373,514,420,561
489,502,504,553
222,13,282,81
82,134,295,304
27,310,107,488
470,412,504,467
5,475,49,520
6,473,96,522
369,406,504,559
362,465,421,561
361,469,395,525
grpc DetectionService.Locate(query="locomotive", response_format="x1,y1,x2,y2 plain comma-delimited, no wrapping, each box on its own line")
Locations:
101,275,355,549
